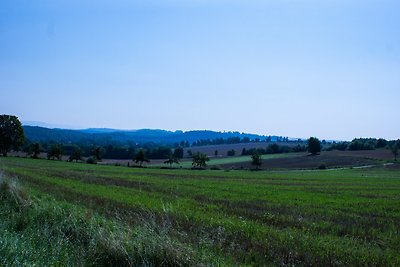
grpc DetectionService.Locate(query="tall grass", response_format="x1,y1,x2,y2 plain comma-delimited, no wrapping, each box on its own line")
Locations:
0,172,215,266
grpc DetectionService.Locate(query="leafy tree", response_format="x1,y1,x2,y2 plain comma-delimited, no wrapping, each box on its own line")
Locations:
307,137,321,155
227,149,235,156
192,152,209,168
214,150,218,157
91,146,104,161
47,144,63,160
251,152,262,170
0,115,25,156
164,153,180,168
134,149,149,167
389,140,399,161
69,146,82,162
28,142,42,158
173,147,184,159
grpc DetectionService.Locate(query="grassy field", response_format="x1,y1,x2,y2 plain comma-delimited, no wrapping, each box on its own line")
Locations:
149,153,300,168
1,157,400,266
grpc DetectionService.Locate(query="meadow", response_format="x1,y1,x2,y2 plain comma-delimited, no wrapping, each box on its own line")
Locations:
148,153,300,168
1,157,400,266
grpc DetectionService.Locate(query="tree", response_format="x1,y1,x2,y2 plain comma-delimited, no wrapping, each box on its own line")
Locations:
227,149,235,156
28,142,42,158
164,153,179,168
47,144,63,160
192,152,210,168
389,140,399,161
251,152,262,170
214,150,218,157
0,115,25,156
92,146,104,161
307,137,321,155
69,146,82,162
134,149,149,167
173,147,184,159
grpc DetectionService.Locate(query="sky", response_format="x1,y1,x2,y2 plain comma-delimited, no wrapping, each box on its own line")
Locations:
1,0,399,140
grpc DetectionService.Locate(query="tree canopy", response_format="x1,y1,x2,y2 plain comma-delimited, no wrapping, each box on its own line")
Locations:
251,152,262,170
134,149,150,167
307,137,321,155
173,147,184,159
91,146,104,161
192,152,210,168
47,144,63,160
0,115,25,156
69,146,82,162
28,142,42,158
164,153,180,168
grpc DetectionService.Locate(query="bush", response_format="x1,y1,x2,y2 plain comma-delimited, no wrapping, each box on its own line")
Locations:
318,164,327,170
86,157,97,164
227,149,235,156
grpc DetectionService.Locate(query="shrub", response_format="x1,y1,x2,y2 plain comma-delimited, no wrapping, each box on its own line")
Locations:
318,164,327,170
86,157,97,164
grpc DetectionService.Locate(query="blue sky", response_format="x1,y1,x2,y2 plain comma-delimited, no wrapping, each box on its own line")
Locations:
1,0,399,140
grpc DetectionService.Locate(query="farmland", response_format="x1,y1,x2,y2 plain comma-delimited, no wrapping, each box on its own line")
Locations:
1,157,400,266
148,153,301,168
144,149,391,170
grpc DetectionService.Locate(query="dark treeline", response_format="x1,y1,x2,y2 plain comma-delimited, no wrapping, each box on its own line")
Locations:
23,140,184,160
241,144,308,156
190,136,292,146
327,138,391,151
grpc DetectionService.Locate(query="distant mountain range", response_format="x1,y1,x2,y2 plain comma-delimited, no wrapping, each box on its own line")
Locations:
22,125,284,145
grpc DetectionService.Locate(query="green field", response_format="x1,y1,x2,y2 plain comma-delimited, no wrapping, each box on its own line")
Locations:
149,153,300,168
1,157,400,266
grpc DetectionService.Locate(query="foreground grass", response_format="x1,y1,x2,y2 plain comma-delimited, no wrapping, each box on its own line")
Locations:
0,173,227,266
1,157,400,266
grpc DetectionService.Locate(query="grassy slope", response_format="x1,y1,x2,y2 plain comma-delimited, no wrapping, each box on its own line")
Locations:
1,157,400,266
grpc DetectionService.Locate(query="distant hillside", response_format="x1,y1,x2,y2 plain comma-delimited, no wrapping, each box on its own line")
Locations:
23,126,277,145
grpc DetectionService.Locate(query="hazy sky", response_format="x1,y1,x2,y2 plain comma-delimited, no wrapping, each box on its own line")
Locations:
1,0,399,140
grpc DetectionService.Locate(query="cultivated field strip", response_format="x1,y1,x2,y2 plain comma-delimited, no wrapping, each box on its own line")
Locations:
1,157,400,266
